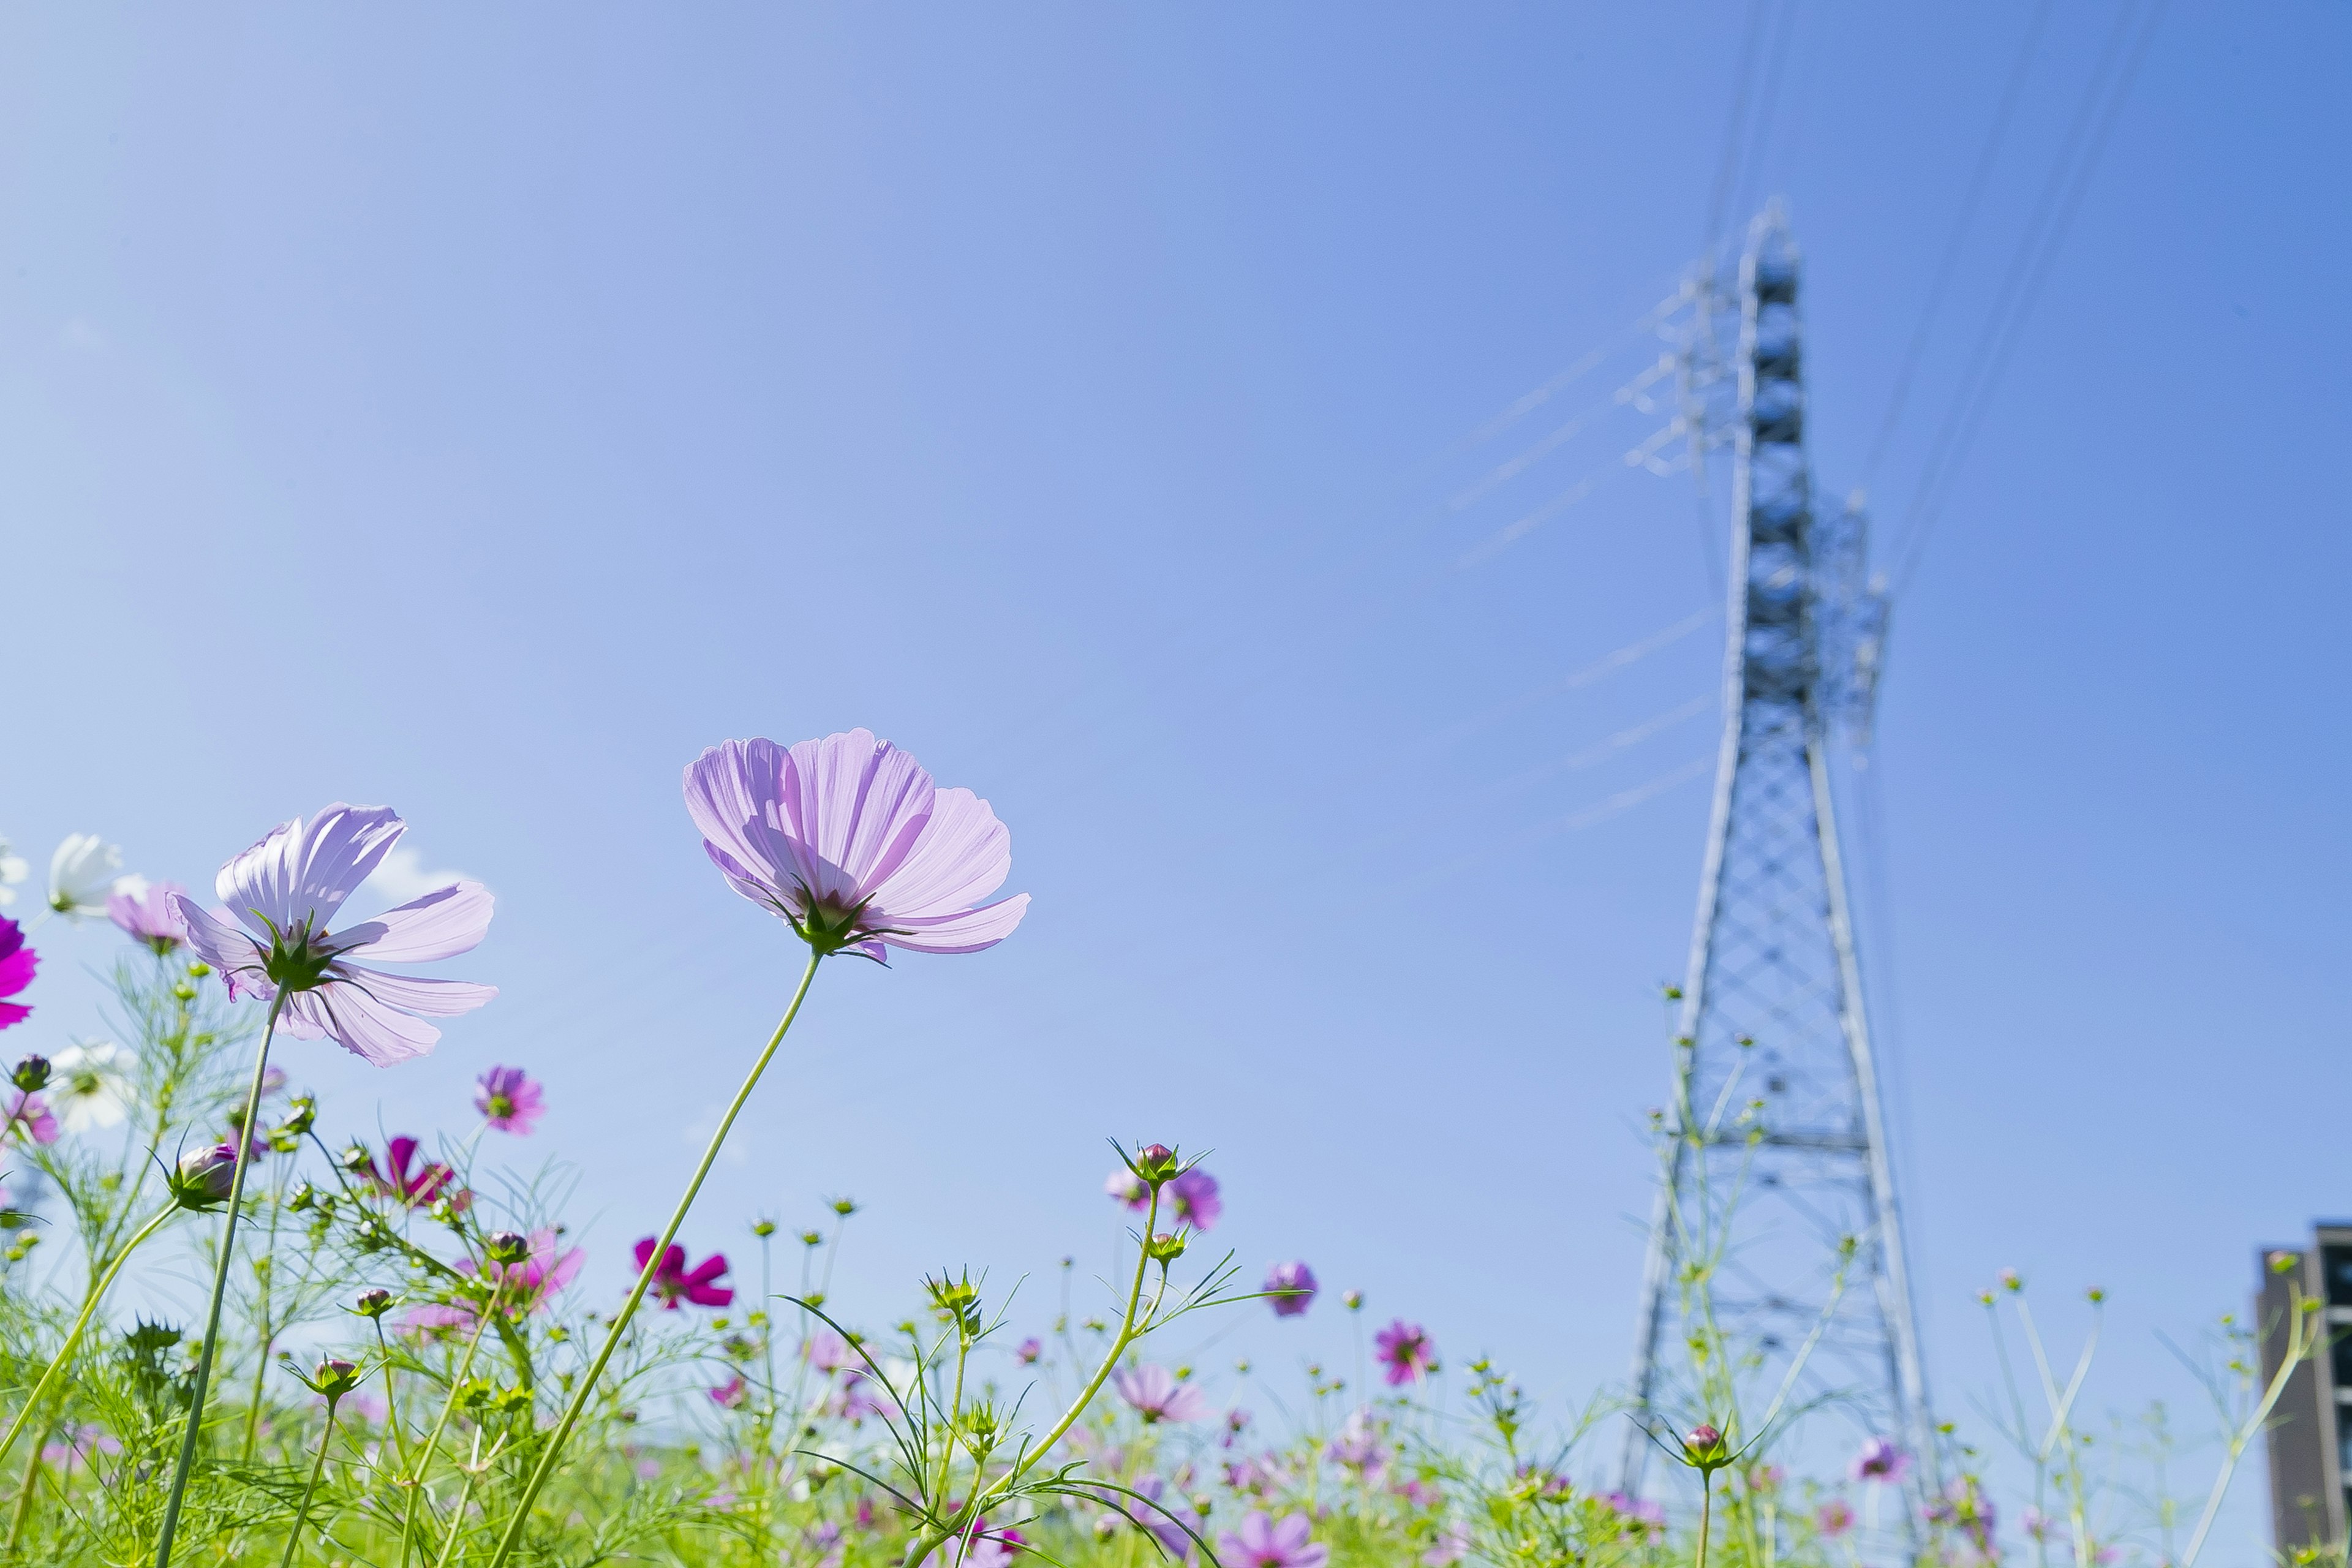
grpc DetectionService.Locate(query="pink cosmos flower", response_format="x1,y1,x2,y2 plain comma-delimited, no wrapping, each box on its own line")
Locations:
40,1425,121,1471
682,731,1028,963
0,920,36,1031
473,1065,545,1135
803,1329,854,1372
108,881,189,955
635,1238,733,1308
172,805,495,1066
710,1376,751,1411
3,1091,56,1147
1605,1493,1665,1537
404,1232,582,1332
1106,1169,1151,1211
362,1137,460,1208
1815,1499,1854,1540
1265,1261,1317,1317
1168,1169,1221,1231
1114,1363,1210,1424
1015,1336,1042,1365
1422,1523,1470,1567
1373,1320,1438,1385
1849,1436,1910,1485
826,1369,898,1422
1327,1409,1389,1479
1217,1512,1328,1568
1114,1475,1199,1560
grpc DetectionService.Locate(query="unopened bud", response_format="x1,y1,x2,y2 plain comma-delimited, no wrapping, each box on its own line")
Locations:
340,1144,373,1174
353,1288,393,1319
276,1096,317,1138
312,1357,363,1399
2269,1250,2301,1275
1146,1231,1188,1264
485,1230,530,1265
171,1144,240,1210
1134,1144,1180,1185
1343,1290,1364,1311
752,1218,778,1238
2086,1286,2106,1304
801,1230,823,1246
10,1055,49,1093
831,1197,858,1217
1998,1268,2022,1292
288,1182,317,1213
1683,1424,1729,1466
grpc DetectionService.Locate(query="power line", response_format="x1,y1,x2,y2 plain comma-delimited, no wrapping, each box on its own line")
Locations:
1861,0,2058,486
1888,0,2169,595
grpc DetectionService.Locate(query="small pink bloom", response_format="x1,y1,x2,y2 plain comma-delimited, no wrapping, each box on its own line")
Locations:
1815,1499,1854,1540
362,1136,459,1208
635,1238,733,1308
804,1329,854,1371
1216,1512,1328,1568
1113,1362,1210,1424
1849,1436,1910,1485
4,1090,57,1147
108,881,190,954
1265,1260,1317,1317
1106,1169,1150,1211
1423,1523,1470,1567
0,920,36,1031
710,1375,751,1411
1014,1336,1042,1365
473,1065,545,1135
1373,1320,1437,1385
1169,1168,1221,1231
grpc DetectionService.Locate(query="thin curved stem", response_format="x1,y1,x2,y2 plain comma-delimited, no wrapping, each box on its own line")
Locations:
0,1203,178,1476
400,1283,504,1568
483,951,823,1568
277,1401,341,1568
152,990,285,1568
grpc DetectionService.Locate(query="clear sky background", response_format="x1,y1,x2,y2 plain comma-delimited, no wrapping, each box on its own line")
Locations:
2,3,2347,1557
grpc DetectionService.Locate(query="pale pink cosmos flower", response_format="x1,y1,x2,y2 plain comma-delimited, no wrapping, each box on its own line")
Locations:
108,880,189,954
1327,1408,1389,1480
1815,1499,1855,1540
172,805,496,1066
1114,1362,1210,1424
803,1329,854,1373
404,1228,584,1331
1216,1512,1328,1568
473,1065,545,1135
1264,1260,1317,1317
1168,1169,1221,1231
1106,1169,1151,1211
682,731,1028,963
1422,1523,1470,1567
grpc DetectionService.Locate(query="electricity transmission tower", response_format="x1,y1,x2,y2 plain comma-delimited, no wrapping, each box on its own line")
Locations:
1619,208,1933,1533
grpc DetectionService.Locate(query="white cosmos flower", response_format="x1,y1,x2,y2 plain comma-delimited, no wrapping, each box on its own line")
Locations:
0,837,27,907
48,1042,137,1134
48,835,127,921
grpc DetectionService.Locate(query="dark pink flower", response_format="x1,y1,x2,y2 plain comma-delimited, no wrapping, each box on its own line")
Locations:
0,920,36,1031
1265,1261,1317,1317
1373,1320,1437,1385
1216,1512,1327,1568
635,1238,733,1309
682,731,1028,963
1114,1363,1209,1424
362,1136,459,1208
1849,1436,1910,1485
1168,1169,1221,1231
473,1065,545,1135
172,804,495,1066
404,1229,583,1332
108,881,189,954
3,1090,56,1147
710,1376,751,1411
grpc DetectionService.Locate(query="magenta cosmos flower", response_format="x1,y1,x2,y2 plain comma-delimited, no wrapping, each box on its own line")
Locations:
1113,1362,1210,1424
172,805,495,1066
0,919,35,1031
1264,1260,1317,1317
1848,1436,1910,1485
1217,1513,1328,1568
473,1065,545,1135
1373,1320,1438,1385
108,881,189,955
407,1227,584,1330
682,731,1028,962
363,1136,461,1208
1168,1168,1221,1231
635,1238,734,1308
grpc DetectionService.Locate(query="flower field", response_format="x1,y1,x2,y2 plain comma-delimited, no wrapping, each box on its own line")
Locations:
0,732,2316,1567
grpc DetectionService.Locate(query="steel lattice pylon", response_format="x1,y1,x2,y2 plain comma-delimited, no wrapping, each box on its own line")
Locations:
1619,208,1932,1537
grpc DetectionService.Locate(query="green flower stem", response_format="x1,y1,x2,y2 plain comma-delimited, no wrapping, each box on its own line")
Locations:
400,1283,504,1568
0,1202,178,1474
153,988,286,1568
484,950,824,1568
277,1398,342,1568
1695,1474,1714,1568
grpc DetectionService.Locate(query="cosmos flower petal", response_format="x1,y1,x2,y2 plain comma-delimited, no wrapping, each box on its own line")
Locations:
865,787,1011,921
787,730,937,899
701,840,783,913
880,895,1030,955
336,965,499,1018
172,897,272,995
219,805,405,935
0,1003,27,1030
304,981,442,1066
684,740,797,901
0,948,34,997
337,881,495,963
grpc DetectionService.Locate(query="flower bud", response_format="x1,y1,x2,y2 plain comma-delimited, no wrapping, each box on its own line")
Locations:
10,1056,49,1093
752,1218,778,1238
1134,1144,1181,1185
341,1144,373,1174
1998,1268,2022,1292
171,1144,240,1211
288,1182,317,1213
276,1096,317,1138
1683,1424,1729,1466
186,960,212,978
1342,1290,1364,1311
2269,1250,2301,1275
1146,1231,1188,1264
832,1197,859,1217
312,1357,363,1400
801,1229,824,1246
485,1230,531,1265
353,1288,393,1319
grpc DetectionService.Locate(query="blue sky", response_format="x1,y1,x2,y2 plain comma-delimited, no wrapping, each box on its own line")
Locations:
3,1,2347,1551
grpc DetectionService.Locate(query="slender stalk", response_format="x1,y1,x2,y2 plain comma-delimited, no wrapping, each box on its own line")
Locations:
1695,1474,1714,1568
0,1204,179,1472
2179,1295,2317,1568
153,990,286,1568
277,1399,342,1568
483,952,823,1568
401,1286,503,1568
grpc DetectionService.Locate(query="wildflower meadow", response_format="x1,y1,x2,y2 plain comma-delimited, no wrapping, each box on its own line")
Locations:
0,731,2319,1567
